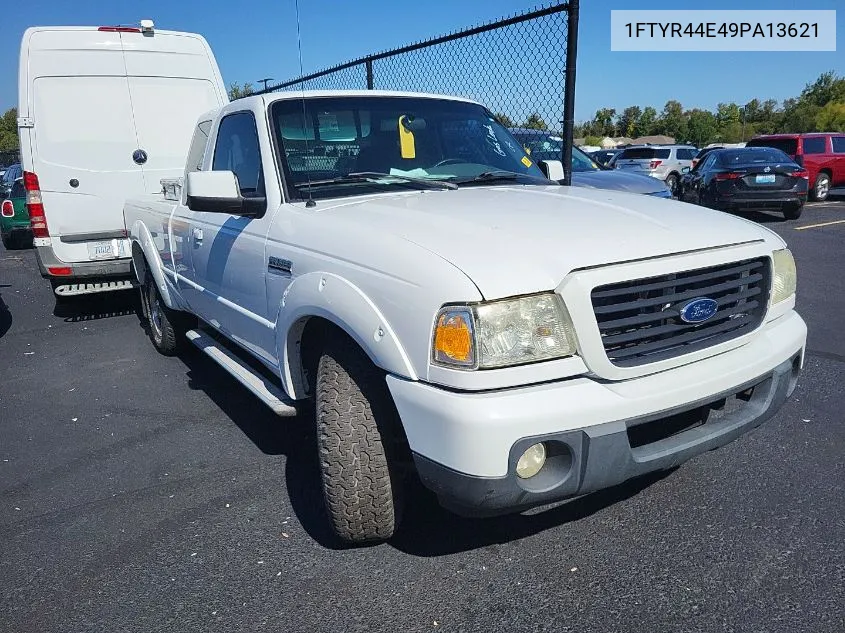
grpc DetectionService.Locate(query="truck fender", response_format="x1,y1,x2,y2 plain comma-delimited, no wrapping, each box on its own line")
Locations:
129,219,182,311
275,272,417,400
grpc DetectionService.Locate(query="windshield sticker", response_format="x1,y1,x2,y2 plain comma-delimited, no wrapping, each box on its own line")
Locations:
318,113,339,133
398,115,416,159
521,156,532,168
483,124,507,157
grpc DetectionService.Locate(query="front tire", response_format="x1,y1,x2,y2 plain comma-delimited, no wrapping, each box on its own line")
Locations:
315,331,404,544
665,173,679,197
810,173,830,202
145,277,182,356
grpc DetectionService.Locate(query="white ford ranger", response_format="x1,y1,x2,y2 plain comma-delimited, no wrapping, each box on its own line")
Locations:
124,90,807,544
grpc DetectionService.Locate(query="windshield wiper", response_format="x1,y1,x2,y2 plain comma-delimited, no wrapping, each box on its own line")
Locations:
454,170,534,185
299,172,458,191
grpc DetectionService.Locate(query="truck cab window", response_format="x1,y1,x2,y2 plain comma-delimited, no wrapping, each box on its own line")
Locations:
185,120,213,173
212,112,264,197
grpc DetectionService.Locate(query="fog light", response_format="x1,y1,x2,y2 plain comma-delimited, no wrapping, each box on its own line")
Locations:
516,443,546,479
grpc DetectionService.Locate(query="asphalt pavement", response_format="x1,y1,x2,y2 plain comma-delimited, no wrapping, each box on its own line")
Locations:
1,199,843,633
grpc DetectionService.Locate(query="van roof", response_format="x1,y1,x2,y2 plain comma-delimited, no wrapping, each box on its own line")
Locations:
257,90,481,106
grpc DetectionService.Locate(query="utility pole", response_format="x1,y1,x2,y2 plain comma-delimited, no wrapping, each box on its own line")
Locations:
257,77,274,92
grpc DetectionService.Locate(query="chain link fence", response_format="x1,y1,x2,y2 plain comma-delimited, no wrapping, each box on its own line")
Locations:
255,1,579,182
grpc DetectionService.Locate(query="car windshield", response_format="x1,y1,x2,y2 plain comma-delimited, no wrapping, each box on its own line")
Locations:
511,132,600,172
717,148,795,165
270,96,552,200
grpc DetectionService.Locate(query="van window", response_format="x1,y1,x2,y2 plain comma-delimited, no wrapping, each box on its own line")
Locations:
10,179,25,198
832,136,845,153
619,148,671,160
185,121,213,173
33,76,137,171
803,137,826,154
212,113,264,196
676,148,696,160
746,138,798,155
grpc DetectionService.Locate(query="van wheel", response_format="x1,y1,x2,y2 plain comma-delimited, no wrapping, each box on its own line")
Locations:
0,232,10,250
145,277,182,356
315,331,403,544
783,204,803,220
811,173,830,201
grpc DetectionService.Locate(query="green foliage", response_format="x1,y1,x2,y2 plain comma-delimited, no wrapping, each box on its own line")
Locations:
816,101,845,131
523,113,548,130
494,113,515,128
0,108,19,153
583,135,603,146
228,82,255,100
573,71,845,146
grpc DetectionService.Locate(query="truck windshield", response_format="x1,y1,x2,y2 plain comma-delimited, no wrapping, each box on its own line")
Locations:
270,96,552,200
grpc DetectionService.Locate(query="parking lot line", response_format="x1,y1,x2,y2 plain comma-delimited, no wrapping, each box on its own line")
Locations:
794,219,845,231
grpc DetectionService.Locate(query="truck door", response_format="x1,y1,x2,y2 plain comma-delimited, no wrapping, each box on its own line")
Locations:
184,111,277,365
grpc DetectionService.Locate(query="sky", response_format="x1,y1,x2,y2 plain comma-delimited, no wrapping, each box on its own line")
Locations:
2,0,843,123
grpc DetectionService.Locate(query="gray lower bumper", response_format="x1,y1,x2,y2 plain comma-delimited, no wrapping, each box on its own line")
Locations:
34,245,132,280
413,354,802,517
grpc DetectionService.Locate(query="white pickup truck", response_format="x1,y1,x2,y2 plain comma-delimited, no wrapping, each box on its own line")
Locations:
124,90,807,544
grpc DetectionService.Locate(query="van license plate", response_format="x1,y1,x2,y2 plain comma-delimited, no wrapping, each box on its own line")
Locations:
87,239,129,260
755,174,776,184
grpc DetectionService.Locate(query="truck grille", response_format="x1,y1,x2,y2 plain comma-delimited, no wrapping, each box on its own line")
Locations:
591,257,771,366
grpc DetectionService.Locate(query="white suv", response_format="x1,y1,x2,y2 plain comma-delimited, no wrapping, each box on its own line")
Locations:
614,145,697,196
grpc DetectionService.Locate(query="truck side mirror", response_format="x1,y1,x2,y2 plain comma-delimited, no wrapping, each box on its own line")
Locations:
538,159,565,182
186,170,264,217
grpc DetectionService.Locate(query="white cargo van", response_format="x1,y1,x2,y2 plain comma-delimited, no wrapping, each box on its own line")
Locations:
17,20,228,298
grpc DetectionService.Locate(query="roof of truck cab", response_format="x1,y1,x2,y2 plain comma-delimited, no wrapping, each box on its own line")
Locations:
259,90,481,106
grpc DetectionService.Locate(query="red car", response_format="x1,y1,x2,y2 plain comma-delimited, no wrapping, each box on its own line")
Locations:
745,133,845,201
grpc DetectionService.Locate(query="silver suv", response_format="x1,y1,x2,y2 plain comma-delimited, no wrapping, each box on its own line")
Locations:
613,145,697,196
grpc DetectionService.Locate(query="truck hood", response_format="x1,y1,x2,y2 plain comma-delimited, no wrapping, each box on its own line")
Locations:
316,185,771,299
571,170,669,195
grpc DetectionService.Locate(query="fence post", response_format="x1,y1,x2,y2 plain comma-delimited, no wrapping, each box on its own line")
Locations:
561,0,579,186
366,59,374,90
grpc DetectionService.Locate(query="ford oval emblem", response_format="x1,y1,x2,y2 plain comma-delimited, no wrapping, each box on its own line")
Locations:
679,297,719,324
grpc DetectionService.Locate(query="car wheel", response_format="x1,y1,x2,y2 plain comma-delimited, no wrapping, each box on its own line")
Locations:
315,330,404,544
1,231,11,250
810,173,830,202
145,277,183,356
665,173,679,196
783,204,803,220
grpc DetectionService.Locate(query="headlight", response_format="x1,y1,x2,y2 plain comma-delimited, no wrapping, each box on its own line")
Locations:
432,293,577,370
771,248,797,305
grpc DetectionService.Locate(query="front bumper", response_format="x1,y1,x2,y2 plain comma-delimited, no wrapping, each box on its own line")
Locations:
34,244,132,280
388,310,806,515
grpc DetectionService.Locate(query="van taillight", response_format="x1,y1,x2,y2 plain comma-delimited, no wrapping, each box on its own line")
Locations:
1,200,13,218
24,171,49,238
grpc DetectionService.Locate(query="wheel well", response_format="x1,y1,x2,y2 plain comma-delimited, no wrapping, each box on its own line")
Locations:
818,168,832,179
131,241,147,285
295,316,354,398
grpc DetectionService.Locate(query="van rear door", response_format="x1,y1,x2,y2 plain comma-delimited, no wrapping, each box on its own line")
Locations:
121,30,227,192
26,29,145,264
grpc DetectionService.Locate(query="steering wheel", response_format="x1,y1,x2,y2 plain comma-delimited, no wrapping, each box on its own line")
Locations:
432,158,464,167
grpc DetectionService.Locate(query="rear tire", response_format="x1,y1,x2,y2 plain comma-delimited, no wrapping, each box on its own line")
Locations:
315,331,404,544
810,173,830,202
783,204,803,220
0,232,11,250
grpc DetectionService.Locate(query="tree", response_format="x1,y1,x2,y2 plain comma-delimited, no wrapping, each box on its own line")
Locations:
799,71,845,107
591,108,617,137
686,109,717,146
228,82,254,100
583,135,603,147
494,113,515,128
618,106,642,138
658,100,686,140
815,101,845,131
523,113,548,130
637,107,658,136
0,108,19,153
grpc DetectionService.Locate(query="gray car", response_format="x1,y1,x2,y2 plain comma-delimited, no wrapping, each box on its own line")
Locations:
509,128,672,198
